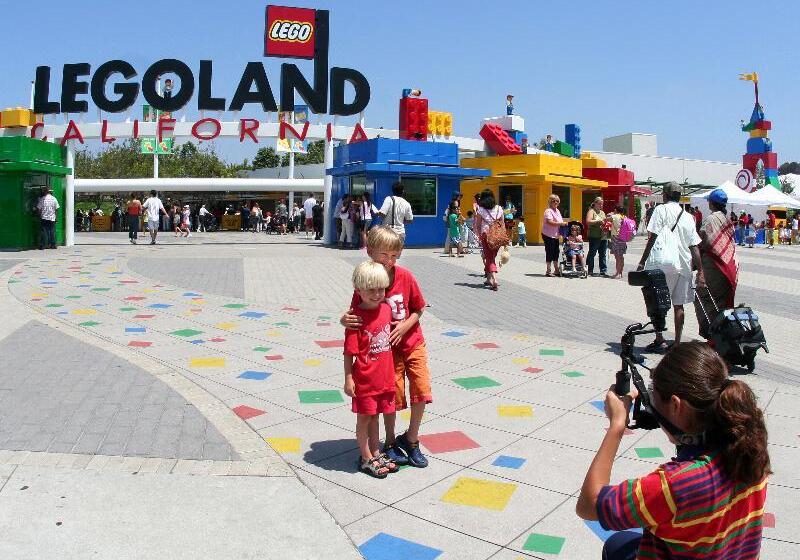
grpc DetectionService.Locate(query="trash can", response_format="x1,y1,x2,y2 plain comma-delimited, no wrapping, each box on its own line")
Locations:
0,137,71,250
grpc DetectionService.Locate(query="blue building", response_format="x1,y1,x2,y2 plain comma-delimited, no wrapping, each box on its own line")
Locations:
326,138,490,246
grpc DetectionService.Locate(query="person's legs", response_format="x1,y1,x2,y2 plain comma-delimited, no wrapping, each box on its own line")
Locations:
355,414,372,461
599,239,608,274
674,304,685,343
367,414,381,458
587,237,598,274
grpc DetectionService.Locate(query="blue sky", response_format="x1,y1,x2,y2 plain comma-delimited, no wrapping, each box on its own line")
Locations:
2,1,797,166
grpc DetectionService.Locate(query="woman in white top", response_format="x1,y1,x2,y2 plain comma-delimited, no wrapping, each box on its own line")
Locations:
360,192,379,249
473,189,505,291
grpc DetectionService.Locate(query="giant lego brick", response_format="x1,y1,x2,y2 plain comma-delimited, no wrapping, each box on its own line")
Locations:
565,124,581,158
0,107,36,128
505,130,527,144
749,128,768,138
583,167,634,186
399,96,429,141
551,140,574,157
482,115,524,133
743,152,777,171
427,111,453,136
764,168,778,178
479,123,522,156
742,119,771,132
746,137,772,154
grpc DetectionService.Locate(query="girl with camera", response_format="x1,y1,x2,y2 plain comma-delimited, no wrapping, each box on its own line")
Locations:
576,342,770,559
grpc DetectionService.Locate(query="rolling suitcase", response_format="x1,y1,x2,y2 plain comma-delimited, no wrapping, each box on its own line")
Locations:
694,287,768,373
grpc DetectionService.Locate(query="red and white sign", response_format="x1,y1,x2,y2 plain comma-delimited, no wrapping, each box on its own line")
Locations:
264,5,316,59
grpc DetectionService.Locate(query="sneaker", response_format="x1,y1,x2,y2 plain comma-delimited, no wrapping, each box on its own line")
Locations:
382,442,409,466
395,432,428,468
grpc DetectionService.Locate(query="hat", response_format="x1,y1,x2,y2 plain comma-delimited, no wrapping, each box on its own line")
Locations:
663,181,680,194
708,188,728,206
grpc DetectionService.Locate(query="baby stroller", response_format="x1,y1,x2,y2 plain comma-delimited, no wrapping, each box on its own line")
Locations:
560,220,587,278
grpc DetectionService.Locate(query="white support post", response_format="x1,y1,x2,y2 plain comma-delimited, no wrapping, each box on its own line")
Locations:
288,110,295,180
29,81,34,110
65,144,75,247
288,191,294,214
322,116,336,243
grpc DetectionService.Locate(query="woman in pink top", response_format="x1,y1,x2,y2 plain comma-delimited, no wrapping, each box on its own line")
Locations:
474,190,505,291
542,194,566,276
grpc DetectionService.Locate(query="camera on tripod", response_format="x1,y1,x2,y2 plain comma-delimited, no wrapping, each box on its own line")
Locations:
615,269,671,431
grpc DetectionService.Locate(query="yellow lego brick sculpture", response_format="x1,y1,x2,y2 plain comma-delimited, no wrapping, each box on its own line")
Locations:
749,129,768,138
0,107,37,128
427,111,453,136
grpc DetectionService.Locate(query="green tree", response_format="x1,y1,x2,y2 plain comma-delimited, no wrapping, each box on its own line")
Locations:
253,146,281,169
295,140,325,165
778,161,800,175
780,176,795,195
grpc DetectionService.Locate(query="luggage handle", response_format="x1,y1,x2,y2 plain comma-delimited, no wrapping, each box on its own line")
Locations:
692,285,720,324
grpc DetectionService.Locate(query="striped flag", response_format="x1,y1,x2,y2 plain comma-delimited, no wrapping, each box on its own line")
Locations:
739,72,759,82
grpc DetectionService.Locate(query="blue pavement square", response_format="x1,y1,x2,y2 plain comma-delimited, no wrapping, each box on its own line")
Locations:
57,311,68,315
183,292,202,297
148,303,172,309
190,339,204,344
92,303,105,307
238,371,272,381
110,271,122,275
77,284,90,288
359,533,443,560
492,455,526,469
584,520,642,543
125,327,146,333
239,311,268,319
590,400,605,412
41,281,57,285
442,330,467,337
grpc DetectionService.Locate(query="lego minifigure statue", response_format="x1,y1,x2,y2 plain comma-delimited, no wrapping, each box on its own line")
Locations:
545,134,554,151
520,136,529,154
164,78,173,99
402,88,422,98
506,94,514,115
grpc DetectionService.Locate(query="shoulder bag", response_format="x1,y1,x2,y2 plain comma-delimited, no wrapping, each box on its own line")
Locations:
645,207,684,273
485,207,509,250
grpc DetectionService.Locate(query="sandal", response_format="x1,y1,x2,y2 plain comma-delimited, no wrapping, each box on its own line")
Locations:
377,452,399,473
645,341,672,354
358,457,389,479
545,272,555,277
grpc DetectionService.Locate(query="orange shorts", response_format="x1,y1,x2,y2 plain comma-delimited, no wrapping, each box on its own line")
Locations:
352,392,396,415
393,343,433,410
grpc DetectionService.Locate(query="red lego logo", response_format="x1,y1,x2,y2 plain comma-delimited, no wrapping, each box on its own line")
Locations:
264,5,316,59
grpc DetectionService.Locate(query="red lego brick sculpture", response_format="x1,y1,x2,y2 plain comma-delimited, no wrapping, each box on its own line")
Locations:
479,123,522,156
399,97,429,141
743,152,777,172
582,168,634,186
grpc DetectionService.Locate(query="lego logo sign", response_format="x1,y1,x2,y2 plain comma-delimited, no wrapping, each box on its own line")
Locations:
264,5,316,59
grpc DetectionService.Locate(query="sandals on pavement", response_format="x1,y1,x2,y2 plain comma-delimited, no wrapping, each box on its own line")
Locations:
377,452,399,473
645,341,673,354
358,456,389,479
395,433,428,468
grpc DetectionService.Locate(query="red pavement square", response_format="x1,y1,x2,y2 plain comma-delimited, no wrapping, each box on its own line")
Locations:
763,512,776,528
282,306,300,312
317,322,331,327
128,341,152,348
233,405,266,420
523,367,544,374
209,337,226,342
473,342,499,350
265,355,284,361
418,431,480,454
125,296,145,301
133,314,155,319
120,280,139,284
315,340,344,348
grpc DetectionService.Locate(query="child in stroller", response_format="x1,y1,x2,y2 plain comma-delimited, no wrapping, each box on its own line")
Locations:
561,222,588,278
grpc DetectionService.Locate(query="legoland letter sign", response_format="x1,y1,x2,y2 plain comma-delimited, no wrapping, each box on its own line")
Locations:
265,5,316,58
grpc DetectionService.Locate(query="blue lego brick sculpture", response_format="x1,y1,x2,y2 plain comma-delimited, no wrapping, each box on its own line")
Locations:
746,137,772,154
565,124,581,158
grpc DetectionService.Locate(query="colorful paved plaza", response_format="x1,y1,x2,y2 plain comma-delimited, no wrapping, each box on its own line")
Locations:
0,232,797,558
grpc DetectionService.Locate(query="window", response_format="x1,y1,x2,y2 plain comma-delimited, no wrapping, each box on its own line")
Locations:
350,175,368,195
499,185,523,219
552,185,571,219
399,175,437,216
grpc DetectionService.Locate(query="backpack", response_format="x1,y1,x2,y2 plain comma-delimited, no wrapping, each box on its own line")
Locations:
484,207,509,250
618,217,636,242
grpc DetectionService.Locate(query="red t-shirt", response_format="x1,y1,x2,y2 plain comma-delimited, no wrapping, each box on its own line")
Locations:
350,265,426,355
768,214,776,228
343,303,395,397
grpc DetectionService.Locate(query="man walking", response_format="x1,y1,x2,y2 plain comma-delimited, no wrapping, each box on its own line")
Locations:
378,182,414,244
36,188,59,249
312,199,324,240
638,182,705,353
303,193,317,237
276,198,289,235
142,190,166,245
198,204,210,232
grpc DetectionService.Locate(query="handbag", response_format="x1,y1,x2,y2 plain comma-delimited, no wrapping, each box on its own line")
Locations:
485,207,509,250
645,208,684,273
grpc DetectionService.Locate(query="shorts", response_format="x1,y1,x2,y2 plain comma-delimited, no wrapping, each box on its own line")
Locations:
566,247,583,258
147,219,159,232
393,343,433,410
664,271,695,306
352,391,396,415
610,239,628,256
305,218,314,228
449,233,462,244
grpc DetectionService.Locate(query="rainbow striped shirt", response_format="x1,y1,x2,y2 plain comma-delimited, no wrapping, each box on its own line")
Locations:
597,447,767,559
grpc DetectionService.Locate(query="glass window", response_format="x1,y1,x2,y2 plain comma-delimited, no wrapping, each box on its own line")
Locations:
552,185,571,219
350,175,368,195
399,175,437,216
499,185,523,219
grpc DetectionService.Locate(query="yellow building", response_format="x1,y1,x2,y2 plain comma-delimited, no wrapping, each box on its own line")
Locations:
460,153,608,243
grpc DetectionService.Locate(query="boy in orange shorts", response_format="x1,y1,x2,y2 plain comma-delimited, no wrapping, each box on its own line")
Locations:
342,226,433,468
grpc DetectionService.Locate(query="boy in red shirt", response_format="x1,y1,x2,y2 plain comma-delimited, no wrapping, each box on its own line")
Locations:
342,226,433,468
344,261,398,478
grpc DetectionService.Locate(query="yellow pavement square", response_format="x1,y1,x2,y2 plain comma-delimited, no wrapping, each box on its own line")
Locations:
142,288,157,293
216,322,236,330
30,292,48,297
265,330,283,337
189,357,226,368
441,477,518,511
511,357,530,365
265,437,301,453
497,405,533,417
192,299,206,305
72,309,97,315
304,358,323,367
513,334,531,340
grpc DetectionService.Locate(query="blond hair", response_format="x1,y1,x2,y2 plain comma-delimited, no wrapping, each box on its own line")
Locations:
352,260,390,291
366,226,404,252
548,194,560,204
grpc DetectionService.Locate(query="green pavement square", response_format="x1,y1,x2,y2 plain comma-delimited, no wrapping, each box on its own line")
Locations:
253,346,271,352
561,371,584,378
539,348,564,356
452,376,501,390
298,390,344,404
223,303,247,309
119,307,137,311
635,447,664,459
171,329,204,337
66,295,81,299
78,321,100,327
8,279,19,283
91,288,110,292
45,304,63,308
274,322,290,327
318,315,331,320
523,533,566,555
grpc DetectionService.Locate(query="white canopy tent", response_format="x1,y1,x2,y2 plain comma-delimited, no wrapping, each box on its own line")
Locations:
689,181,800,222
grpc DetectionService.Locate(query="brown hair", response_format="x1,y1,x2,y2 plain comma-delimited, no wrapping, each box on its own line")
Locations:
366,226,403,252
651,341,771,485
